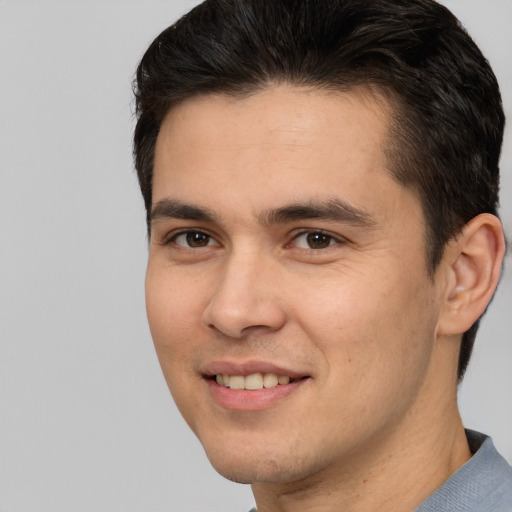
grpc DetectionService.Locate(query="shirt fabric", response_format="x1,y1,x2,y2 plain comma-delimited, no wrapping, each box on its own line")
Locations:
248,430,512,512
415,430,512,511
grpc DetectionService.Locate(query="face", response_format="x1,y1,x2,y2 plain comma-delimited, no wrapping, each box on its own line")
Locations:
146,86,445,485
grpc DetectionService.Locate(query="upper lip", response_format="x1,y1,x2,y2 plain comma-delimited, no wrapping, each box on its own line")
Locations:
202,360,309,379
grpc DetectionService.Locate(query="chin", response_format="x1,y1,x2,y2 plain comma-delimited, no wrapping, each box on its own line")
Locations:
208,455,282,484
202,439,274,483
201,435,323,485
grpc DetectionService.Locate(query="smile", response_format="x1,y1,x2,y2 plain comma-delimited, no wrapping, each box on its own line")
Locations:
203,363,311,411
214,372,292,390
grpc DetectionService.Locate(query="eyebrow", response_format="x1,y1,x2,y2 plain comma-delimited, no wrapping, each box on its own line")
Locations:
151,199,217,224
150,198,377,229
260,199,377,228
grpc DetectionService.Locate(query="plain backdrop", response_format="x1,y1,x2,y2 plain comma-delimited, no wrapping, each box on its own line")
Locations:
0,1,510,511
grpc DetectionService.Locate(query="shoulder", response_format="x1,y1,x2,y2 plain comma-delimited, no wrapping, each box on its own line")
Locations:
415,430,512,512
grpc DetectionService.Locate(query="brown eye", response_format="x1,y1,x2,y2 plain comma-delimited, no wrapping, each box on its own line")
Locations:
291,231,339,250
306,232,333,249
187,232,210,247
173,231,215,248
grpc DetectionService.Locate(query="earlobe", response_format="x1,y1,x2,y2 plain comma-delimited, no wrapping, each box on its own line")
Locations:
438,213,506,336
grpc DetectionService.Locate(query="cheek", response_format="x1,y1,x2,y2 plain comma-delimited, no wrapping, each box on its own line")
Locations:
145,267,207,425
293,266,436,384
145,266,204,373
292,277,437,443
146,263,204,334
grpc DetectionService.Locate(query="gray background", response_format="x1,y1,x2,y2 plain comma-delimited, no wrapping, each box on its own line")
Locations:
0,1,510,511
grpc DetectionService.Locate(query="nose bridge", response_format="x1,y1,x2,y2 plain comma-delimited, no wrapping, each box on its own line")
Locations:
202,245,286,338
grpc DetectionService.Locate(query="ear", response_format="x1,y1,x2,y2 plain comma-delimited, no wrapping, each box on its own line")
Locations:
437,213,506,336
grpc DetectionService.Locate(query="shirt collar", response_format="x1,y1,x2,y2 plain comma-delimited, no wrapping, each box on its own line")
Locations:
415,430,512,512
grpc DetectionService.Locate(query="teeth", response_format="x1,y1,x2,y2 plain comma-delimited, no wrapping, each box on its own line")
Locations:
263,373,278,388
245,373,264,390
229,375,245,390
215,372,294,390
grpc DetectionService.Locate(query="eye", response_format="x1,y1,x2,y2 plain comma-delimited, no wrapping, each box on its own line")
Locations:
171,230,218,248
291,231,341,250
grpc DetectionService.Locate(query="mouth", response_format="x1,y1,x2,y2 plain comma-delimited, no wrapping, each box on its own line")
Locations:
202,360,312,412
212,372,306,390
202,363,311,411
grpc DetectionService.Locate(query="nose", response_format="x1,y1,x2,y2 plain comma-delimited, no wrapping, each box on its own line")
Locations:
202,250,287,339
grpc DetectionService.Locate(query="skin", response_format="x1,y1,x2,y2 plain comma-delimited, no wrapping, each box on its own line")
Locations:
145,86,504,512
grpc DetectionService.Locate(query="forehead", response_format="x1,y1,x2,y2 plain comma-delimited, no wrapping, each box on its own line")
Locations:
153,86,396,200
160,84,391,138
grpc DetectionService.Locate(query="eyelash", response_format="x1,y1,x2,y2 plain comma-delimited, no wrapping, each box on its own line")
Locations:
289,230,346,250
164,230,217,248
164,229,346,251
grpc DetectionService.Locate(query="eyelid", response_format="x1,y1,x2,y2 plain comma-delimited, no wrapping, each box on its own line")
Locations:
288,229,349,249
162,228,220,247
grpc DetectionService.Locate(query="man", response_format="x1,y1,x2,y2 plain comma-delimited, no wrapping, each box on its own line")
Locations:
133,0,511,510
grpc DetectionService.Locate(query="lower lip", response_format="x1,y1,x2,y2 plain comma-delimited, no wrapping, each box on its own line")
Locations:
205,378,308,411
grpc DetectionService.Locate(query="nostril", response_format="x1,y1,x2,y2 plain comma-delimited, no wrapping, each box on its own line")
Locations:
201,280,287,339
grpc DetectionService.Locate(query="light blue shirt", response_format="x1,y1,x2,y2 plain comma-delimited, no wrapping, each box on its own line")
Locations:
415,430,512,511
